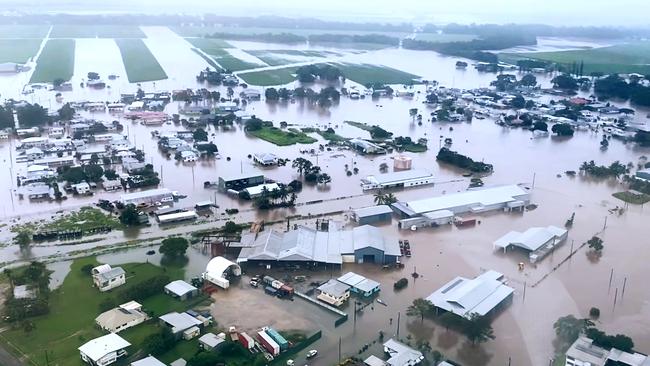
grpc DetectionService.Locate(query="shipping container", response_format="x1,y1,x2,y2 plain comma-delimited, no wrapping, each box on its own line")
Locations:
262,276,275,285
271,280,284,290
264,286,278,296
238,332,255,350
257,330,280,356
264,327,289,352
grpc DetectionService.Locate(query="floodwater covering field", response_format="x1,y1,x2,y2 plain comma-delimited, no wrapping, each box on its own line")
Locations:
49,24,146,39
2,29,650,366
0,39,42,63
0,24,49,38
29,39,75,83
115,38,168,82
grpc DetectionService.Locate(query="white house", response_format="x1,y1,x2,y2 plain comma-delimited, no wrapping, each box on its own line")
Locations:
95,301,148,333
316,279,351,307
79,333,131,366
73,182,91,195
92,264,126,292
253,153,278,166
180,150,198,163
131,356,166,366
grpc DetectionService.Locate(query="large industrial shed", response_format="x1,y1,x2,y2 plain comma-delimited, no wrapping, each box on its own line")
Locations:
202,257,242,289
392,184,531,218
353,205,393,225
493,225,568,263
236,223,400,265
360,169,434,190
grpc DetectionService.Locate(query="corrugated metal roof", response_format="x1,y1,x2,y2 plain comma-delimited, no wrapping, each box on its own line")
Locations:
365,169,433,185
353,205,393,218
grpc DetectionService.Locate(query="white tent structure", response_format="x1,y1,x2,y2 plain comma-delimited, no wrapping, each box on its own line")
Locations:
202,257,241,289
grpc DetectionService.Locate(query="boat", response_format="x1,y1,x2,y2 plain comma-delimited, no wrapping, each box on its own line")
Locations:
376,299,388,306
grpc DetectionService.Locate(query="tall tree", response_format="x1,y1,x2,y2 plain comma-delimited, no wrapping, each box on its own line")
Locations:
0,105,15,129
159,237,189,257
17,103,48,127
406,298,434,323
463,313,495,345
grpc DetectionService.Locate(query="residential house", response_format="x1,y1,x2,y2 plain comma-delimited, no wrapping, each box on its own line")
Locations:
49,127,65,139
240,88,261,101
253,153,278,166
565,336,650,366
198,333,226,351
337,272,380,297
131,356,166,366
24,147,45,160
92,264,126,292
73,182,91,195
95,301,148,333
79,333,130,366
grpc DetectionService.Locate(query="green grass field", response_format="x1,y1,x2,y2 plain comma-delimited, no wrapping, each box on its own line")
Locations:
336,63,420,85
0,39,42,63
500,42,650,75
29,39,75,83
414,32,478,43
185,39,260,72
50,25,145,38
249,126,317,146
238,66,299,86
115,39,168,82
0,25,49,38
613,191,650,204
190,48,223,70
0,257,185,366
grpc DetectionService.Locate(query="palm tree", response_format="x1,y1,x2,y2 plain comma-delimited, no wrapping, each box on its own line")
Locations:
374,191,386,205
384,193,397,205
292,158,312,175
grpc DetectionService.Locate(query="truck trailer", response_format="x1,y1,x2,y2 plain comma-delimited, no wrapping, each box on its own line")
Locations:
257,330,280,356
238,332,255,350
264,327,289,352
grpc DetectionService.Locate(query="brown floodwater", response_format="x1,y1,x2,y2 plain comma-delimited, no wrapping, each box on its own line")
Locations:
1,29,650,365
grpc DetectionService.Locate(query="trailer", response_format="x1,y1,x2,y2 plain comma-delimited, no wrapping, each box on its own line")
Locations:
264,327,288,352
264,286,278,296
157,210,198,224
262,276,275,286
271,280,284,290
238,332,255,351
257,330,280,356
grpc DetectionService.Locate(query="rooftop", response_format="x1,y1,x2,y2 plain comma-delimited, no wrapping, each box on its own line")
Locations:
317,279,351,298
353,205,393,218
393,184,530,216
131,356,166,366
426,270,514,318
363,169,433,186
494,226,567,252
96,267,125,282
383,338,425,366
78,333,131,362
338,272,380,293
198,333,226,348
164,280,198,297
159,312,203,333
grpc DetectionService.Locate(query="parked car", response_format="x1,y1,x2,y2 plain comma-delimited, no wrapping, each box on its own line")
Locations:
249,279,258,288
306,350,318,359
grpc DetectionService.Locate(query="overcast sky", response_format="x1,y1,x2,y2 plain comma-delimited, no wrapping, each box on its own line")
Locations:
1,0,647,27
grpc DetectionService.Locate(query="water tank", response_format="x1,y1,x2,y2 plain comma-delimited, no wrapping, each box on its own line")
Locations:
393,155,412,170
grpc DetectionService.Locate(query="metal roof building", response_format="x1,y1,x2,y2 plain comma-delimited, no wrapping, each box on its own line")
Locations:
383,338,425,366
392,184,530,217
236,224,400,265
159,312,203,334
120,188,173,205
494,225,568,263
164,280,198,300
426,270,514,319
353,205,393,225
361,169,434,191
131,356,166,366
338,272,380,297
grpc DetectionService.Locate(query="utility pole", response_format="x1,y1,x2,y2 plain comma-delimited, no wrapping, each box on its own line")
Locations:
523,281,527,303
622,277,627,299
532,172,536,188
608,268,614,294
396,311,401,337
338,336,341,363
603,215,608,230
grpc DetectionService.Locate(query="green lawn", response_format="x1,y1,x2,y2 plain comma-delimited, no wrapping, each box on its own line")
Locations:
115,39,168,82
238,66,299,86
0,257,184,366
42,207,123,232
500,42,650,75
0,39,42,63
612,191,650,204
50,25,145,38
29,39,75,83
315,129,350,142
215,54,262,72
414,33,478,43
0,25,49,38
336,63,420,85
249,126,317,146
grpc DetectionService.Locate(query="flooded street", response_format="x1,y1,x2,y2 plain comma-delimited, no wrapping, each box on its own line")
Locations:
1,30,650,365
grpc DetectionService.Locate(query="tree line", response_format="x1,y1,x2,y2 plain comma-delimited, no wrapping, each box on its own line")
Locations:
436,147,493,173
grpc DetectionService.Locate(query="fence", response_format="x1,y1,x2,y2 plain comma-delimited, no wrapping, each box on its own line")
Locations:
271,330,322,365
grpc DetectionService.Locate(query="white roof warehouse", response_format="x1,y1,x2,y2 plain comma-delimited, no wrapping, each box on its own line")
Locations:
426,270,514,319
392,184,530,217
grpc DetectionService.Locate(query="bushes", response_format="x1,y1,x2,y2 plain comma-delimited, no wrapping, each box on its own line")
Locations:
118,274,169,302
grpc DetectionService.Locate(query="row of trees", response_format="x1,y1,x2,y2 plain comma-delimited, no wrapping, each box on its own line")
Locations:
554,314,634,353
490,73,537,92
295,64,344,83
579,160,628,178
594,74,650,106
292,157,331,184
436,147,493,173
